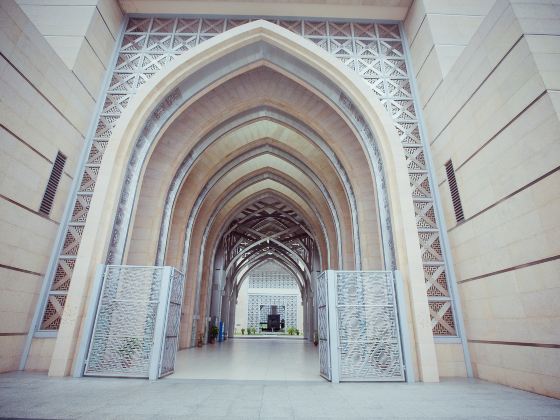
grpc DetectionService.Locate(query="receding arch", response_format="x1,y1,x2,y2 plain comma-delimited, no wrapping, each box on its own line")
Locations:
160,143,345,270
188,170,331,332
206,192,318,342
152,107,362,269
106,44,397,271
164,145,341,264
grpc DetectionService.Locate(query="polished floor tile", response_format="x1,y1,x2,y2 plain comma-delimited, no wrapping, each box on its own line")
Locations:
172,337,321,381
1,338,559,419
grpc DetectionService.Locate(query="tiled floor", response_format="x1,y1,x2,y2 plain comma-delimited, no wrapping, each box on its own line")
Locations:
1,338,559,419
172,337,320,381
1,372,559,419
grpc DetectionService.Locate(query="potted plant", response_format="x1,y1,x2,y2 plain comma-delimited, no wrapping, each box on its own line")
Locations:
241,328,245,335
313,331,319,346
210,325,219,343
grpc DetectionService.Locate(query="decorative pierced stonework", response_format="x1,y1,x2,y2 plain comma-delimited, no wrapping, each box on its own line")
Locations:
40,295,67,330
246,262,300,331
39,16,457,337
248,263,299,289
429,301,456,336
247,294,298,330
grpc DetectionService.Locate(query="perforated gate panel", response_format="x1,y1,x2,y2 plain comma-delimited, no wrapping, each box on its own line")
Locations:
335,271,404,381
159,268,185,377
84,266,184,378
317,272,330,380
319,270,404,382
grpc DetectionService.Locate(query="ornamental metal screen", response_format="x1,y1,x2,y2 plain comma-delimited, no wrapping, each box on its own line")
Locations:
336,271,404,381
159,268,185,377
84,265,184,379
317,271,331,380
319,270,404,382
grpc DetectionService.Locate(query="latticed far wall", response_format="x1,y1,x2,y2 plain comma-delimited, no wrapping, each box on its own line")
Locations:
248,263,299,289
247,297,299,330
246,262,300,330
38,16,458,337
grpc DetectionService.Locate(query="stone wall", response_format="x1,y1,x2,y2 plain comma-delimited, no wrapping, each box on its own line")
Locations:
406,0,560,398
0,0,121,372
16,0,122,98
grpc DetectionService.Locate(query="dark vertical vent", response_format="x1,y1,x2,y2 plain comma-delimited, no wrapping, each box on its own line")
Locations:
39,152,67,216
445,160,464,223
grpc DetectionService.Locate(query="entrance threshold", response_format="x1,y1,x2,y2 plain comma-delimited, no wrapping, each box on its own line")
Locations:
170,337,321,381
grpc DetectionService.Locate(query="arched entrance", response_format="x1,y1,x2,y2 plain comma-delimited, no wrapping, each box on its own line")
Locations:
49,21,438,382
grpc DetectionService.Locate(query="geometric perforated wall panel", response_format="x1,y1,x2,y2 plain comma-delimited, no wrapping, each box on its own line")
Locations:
38,16,457,337
335,271,404,381
317,271,330,380
247,294,298,331
83,265,184,379
159,268,185,377
248,262,299,289
84,266,162,378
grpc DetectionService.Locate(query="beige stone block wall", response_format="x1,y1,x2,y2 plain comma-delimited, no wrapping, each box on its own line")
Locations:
404,0,496,107
0,0,120,372
435,343,467,377
16,0,123,98
410,0,560,398
25,337,56,371
0,335,27,372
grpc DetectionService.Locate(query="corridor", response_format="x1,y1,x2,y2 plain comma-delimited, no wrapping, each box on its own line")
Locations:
171,337,321,381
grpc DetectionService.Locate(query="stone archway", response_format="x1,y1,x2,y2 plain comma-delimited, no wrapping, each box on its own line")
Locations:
49,20,437,382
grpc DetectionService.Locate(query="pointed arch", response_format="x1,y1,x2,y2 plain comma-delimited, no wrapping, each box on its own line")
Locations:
52,20,438,382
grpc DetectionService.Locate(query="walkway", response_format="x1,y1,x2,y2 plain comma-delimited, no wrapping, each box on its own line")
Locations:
172,337,321,381
0,372,558,419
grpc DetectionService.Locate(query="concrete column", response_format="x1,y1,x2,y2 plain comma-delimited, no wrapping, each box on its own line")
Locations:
210,251,225,320
302,291,308,339
221,292,230,335
228,295,236,337
308,249,320,342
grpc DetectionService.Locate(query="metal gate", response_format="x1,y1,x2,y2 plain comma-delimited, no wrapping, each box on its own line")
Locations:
317,271,331,380
318,270,407,382
80,265,184,379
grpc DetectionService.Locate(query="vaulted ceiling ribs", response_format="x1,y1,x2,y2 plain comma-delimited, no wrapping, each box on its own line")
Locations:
222,198,314,286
